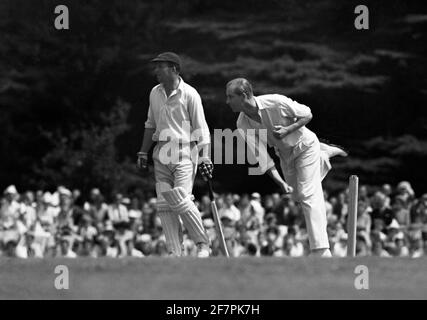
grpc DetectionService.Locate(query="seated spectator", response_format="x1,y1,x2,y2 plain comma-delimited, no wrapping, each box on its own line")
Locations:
332,232,348,257
395,181,415,204
135,233,153,257
84,188,109,224
58,234,77,258
98,221,118,257
333,192,348,225
250,193,265,224
20,191,37,229
36,192,58,229
154,238,168,257
356,234,370,256
108,193,130,229
411,193,427,224
324,190,334,223
56,188,81,234
384,219,401,254
393,232,409,257
218,193,241,224
391,195,410,228
260,226,281,256
281,234,304,257
244,242,259,257
1,185,21,230
198,195,212,219
370,191,393,227
221,216,238,257
371,237,391,257
359,185,370,203
381,184,392,208
78,214,98,257
263,195,275,214
141,202,155,234
357,200,372,236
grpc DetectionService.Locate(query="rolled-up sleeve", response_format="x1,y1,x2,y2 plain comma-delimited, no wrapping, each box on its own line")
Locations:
278,95,312,118
188,91,211,146
144,90,156,129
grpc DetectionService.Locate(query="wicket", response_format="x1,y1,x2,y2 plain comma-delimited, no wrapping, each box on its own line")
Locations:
347,175,359,257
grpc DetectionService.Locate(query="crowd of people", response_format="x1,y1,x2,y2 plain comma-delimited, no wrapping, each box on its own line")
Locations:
0,181,426,258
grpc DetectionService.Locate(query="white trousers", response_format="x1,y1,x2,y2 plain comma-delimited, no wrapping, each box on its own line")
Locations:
153,142,209,255
279,136,331,250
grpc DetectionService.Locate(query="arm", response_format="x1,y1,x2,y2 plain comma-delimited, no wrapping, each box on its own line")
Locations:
137,92,156,170
237,114,276,176
266,167,293,194
188,91,211,161
138,128,155,154
273,96,313,139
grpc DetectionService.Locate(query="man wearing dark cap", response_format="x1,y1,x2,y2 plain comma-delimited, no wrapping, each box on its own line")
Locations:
137,52,212,257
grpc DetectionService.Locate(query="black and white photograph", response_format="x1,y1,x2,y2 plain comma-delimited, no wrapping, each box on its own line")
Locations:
0,0,426,311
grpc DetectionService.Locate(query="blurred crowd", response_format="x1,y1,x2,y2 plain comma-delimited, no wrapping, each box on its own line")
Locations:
1,181,426,258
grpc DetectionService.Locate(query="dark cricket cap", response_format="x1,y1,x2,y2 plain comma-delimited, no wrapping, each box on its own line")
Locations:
150,52,181,68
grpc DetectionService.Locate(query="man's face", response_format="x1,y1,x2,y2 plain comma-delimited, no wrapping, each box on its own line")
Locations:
153,62,174,83
225,87,244,112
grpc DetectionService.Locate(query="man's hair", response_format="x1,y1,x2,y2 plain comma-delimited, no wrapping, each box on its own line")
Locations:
226,78,253,97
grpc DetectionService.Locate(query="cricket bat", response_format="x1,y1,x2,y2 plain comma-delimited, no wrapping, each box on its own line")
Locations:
207,179,230,257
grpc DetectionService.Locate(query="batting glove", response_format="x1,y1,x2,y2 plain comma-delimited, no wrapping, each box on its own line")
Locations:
136,152,149,174
198,158,214,180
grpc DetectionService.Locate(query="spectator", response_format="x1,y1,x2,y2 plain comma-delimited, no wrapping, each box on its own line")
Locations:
356,234,370,257
84,188,109,226
260,226,281,256
250,193,265,224
237,194,252,222
135,233,153,257
370,191,393,227
411,193,427,224
393,232,409,257
154,238,169,257
396,181,415,204
332,191,348,225
281,234,304,257
218,193,241,223
332,233,348,257
108,193,129,227
371,236,390,257
391,195,411,228
381,184,392,208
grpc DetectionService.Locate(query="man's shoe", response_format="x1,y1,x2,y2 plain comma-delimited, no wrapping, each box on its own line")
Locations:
196,243,210,258
320,141,349,158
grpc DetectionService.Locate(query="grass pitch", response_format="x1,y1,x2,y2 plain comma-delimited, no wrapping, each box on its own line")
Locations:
1,257,426,300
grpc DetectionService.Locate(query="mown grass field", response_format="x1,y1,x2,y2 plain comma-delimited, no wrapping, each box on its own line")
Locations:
1,257,426,300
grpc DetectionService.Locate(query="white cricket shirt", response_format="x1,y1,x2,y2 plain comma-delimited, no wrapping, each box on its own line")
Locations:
145,77,210,147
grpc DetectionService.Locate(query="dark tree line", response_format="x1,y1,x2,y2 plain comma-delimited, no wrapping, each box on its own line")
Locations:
1,0,427,195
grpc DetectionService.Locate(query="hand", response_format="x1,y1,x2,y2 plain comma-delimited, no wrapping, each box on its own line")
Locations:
136,152,149,174
198,158,214,180
280,182,294,194
272,125,290,139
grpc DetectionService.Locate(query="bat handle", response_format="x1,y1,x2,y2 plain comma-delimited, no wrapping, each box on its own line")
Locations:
207,179,215,201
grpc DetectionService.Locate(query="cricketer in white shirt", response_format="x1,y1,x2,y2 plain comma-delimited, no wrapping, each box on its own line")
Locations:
227,78,345,256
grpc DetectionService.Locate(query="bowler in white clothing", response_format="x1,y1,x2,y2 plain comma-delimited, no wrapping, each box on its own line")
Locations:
225,78,347,257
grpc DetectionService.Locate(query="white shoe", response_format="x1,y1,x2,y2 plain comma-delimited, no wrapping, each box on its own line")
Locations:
196,243,210,258
310,248,332,257
320,143,348,158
